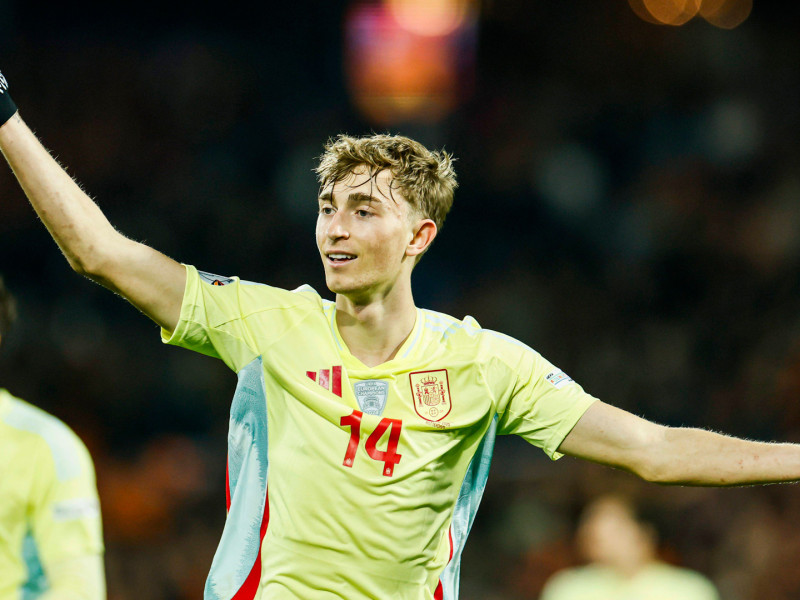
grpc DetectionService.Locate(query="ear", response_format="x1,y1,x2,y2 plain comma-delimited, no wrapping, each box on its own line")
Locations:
406,219,438,259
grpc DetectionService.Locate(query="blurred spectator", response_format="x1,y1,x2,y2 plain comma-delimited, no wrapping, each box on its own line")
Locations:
539,494,719,600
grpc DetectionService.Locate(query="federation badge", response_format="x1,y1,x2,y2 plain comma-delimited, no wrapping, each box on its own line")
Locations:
353,380,389,416
409,369,451,422
198,270,235,286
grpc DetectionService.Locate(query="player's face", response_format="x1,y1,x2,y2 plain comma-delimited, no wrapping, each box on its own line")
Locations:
316,167,420,301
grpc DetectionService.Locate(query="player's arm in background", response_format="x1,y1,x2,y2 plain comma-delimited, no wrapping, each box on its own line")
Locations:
558,399,800,486
0,70,185,333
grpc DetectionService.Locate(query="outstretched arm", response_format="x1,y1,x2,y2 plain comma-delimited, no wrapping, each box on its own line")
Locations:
0,73,185,332
558,400,800,486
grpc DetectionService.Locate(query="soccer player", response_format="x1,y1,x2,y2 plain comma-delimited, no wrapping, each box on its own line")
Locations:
0,275,106,599
2,69,800,600
539,494,719,600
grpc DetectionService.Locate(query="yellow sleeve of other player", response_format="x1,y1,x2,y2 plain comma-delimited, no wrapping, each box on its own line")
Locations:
0,393,105,600
29,423,104,576
161,265,322,373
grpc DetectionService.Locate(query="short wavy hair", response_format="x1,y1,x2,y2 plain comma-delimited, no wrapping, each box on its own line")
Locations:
315,133,457,232
0,275,17,340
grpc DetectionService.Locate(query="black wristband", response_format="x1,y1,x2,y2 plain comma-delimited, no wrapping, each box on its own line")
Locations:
0,73,18,126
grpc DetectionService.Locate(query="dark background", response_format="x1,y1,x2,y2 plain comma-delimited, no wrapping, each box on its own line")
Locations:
2,1,800,598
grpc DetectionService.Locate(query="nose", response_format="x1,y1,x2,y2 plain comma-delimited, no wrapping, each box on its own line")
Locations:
326,211,350,240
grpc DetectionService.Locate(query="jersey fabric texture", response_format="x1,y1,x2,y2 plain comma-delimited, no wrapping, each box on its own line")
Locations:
0,389,104,600
540,562,720,600
162,265,598,600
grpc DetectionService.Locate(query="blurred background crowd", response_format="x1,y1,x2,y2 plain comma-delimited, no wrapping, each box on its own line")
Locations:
2,0,800,598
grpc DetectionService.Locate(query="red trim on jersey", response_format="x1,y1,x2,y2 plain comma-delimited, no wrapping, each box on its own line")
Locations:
224,454,270,599
433,527,454,600
230,488,270,600
332,365,342,397
225,455,231,511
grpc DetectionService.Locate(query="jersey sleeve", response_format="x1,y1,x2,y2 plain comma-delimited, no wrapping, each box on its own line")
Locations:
161,265,317,372
488,332,597,459
29,428,104,588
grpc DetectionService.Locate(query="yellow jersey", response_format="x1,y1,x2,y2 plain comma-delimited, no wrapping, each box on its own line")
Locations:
162,265,597,600
0,389,104,599
540,562,720,600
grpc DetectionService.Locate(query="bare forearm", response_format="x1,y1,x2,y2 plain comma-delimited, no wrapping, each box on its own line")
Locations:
646,426,800,486
560,401,800,487
0,113,122,275
0,111,186,330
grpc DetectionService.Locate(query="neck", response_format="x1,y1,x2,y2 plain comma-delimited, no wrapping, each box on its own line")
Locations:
335,282,417,368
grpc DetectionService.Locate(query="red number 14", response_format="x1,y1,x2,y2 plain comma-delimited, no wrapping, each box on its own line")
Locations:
340,410,403,477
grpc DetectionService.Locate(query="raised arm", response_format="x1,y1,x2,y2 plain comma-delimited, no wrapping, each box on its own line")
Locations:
559,400,800,486
0,72,185,332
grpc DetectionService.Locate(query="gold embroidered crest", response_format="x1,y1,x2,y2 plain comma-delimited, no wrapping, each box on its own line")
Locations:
409,369,452,422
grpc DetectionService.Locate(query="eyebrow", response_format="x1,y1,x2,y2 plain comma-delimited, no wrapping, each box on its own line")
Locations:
317,191,383,205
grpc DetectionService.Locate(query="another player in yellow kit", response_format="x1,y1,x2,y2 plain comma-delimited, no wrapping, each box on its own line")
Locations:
0,276,106,600
4,69,800,600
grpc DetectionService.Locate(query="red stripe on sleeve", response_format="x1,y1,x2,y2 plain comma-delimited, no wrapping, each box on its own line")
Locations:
332,365,342,397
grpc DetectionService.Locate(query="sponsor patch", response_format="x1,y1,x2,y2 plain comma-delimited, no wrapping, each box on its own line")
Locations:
354,380,389,416
410,369,452,422
546,369,574,389
198,270,235,286
52,498,100,521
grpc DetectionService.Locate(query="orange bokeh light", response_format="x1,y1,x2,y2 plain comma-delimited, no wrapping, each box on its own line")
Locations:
643,0,702,26
386,0,475,37
700,0,752,29
629,0,751,27
345,2,476,126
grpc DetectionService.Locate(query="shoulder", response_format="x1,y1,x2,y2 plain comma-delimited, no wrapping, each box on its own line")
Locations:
0,391,92,481
418,309,545,366
645,562,718,594
542,565,615,598
191,265,326,314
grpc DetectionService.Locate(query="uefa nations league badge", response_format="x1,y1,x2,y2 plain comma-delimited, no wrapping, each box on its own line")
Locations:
354,380,389,416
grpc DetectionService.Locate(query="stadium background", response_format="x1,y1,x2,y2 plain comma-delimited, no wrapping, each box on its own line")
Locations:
2,0,800,597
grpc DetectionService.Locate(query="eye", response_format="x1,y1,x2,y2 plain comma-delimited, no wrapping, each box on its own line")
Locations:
356,209,372,218
319,205,335,215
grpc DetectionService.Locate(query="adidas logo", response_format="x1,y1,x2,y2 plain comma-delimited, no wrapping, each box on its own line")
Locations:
307,366,343,398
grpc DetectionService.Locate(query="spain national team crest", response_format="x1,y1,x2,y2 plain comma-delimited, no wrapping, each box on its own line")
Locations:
409,369,452,422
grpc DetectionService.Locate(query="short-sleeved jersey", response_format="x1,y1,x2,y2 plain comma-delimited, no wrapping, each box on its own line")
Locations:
162,266,597,600
540,562,720,600
0,389,104,599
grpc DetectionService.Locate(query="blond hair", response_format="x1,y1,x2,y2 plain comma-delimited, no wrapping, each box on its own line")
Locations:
315,133,457,232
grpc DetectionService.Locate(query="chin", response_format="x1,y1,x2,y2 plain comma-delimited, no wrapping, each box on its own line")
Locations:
325,276,371,299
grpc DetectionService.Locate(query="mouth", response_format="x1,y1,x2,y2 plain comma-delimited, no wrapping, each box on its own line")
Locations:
326,252,357,266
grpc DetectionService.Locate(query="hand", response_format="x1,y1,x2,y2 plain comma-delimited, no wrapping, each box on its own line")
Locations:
0,69,18,126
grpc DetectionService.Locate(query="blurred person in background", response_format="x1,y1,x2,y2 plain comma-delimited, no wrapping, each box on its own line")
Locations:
0,275,106,599
5,58,800,600
540,494,718,600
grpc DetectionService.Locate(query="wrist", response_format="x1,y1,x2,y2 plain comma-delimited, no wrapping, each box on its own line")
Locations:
0,74,18,126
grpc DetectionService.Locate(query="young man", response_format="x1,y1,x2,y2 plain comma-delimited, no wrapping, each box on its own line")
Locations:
0,275,106,599
2,70,800,600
